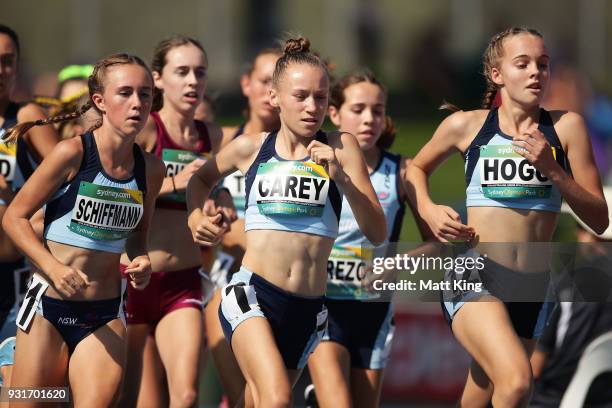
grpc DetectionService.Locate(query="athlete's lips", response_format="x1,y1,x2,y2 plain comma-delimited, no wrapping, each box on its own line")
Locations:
527,82,541,90
183,91,199,103
301,117,318,125
359,129,375,137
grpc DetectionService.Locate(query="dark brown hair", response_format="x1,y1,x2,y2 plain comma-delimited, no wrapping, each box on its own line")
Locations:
151,35,207,112
245,47,282,77
0,25,20,56
3,53,151,143
330,69,397,150
240,48,282,119
272,37,329,87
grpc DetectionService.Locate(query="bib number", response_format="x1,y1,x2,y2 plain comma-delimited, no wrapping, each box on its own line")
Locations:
16,274,49,331
255,161,330,217
162,149,208,202
0,142,17,182
479,145,554,198
327,258,366,284
224,170,246,209
69,182,144,240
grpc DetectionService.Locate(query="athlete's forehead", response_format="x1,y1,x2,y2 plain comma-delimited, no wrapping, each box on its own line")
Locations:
279,63,328,90
164,44,208,70
252,53,279,75
503,34,549,61
103,64,152,90
342,82,385,106
0,33,18,56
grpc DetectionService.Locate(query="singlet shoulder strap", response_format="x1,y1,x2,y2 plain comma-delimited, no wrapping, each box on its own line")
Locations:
383,151,406,242
132,144,147,195
43,134,90,227
465,108,500,185
2,102,21,130
244,131,278,207
233,123,246,139
538,108,569,171
194,120,212,153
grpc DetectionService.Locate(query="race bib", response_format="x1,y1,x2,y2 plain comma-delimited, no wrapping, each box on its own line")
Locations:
327,245,366,286
16,273,49,331
255,161,329,217
224,170,246,210
0,141,17,182
69,181,144,240
162,149,209,202
479,145,554,199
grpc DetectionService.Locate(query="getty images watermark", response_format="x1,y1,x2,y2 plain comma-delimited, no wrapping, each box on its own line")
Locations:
370,252,487,292
356,242,612,303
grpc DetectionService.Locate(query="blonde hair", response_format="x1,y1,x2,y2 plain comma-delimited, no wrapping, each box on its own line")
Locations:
481,27,543,109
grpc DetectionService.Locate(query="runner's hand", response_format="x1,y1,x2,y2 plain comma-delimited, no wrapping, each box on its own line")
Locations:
189,211,229,247
423,204,474,242
512,128,559,178
50,265,90,298
214,188,238,223
124,255,152,290
307,140,347,183
173,157,207,191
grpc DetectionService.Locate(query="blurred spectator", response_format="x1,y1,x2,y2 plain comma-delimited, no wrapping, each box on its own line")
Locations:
542,63,612,178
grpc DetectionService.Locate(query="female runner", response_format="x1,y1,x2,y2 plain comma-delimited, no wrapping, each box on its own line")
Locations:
188,37,386,408
119,35,227,408
3,53,164,407
407,27,607,407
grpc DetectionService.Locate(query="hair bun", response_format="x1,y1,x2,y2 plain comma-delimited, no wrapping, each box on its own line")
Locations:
284,37,310,55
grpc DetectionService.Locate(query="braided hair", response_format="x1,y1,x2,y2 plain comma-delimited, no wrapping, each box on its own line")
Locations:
3,53,151,144
481,27,543,109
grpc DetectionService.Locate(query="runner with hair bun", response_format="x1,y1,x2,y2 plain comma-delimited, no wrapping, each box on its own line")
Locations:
207,47,282,407
188,36,386,407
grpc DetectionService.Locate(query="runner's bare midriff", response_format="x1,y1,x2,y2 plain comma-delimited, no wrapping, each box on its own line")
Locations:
468,206,558,272
120,207,201,272
43,240,123,300
242,229,333,296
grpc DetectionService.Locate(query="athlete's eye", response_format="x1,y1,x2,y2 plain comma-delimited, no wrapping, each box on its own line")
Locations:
195,68,207,79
